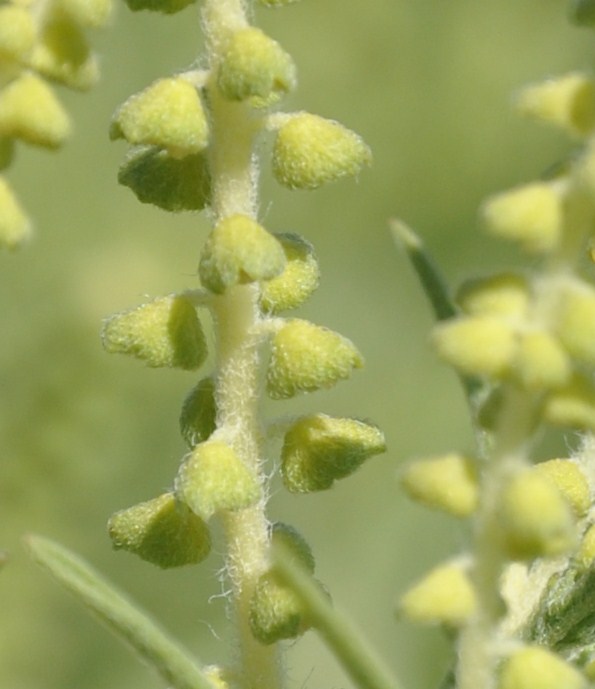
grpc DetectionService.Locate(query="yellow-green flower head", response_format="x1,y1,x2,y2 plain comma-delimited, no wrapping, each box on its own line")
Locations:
457,272,530,320
267,319,363,399
515,73,595,138
271,523,315,573
108,492,211,568
499,646,588,689
217,28,296,105
118,146,211,212
433,316,517,379
29,15,99,90
280,414,385,493
512,330,572,391
481,182,563,254
272,113,371,190
101,295,207,370
553,280,595,366
0,177,31,250
110,77,209,157
179,377,217,449
175,440,260,521
543,373,595,432
533,459,590,517
496,469,576,560
400,453,479,518
199,214,286,294
0,5,35,61
0,73,70,149
259,233,320,314
397,561,477,627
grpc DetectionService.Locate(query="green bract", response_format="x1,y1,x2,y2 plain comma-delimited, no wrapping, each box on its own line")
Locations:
281,414,386,492
179,377,217,449
118,146,211,212
108,492,211,569
101,295,207,370
249,572,308,644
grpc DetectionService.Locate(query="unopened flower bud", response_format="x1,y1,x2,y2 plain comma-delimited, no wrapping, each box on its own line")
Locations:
400,453,478,517
110,77,209,157
199,214,286,294
267,319,363,399
108,492,211,568
101,295,207,370
176,440,260,520
457,272,530,319
179,377,217,449
513,330,571,391
0,73,70,149
398,562,477,627
481,182,563,253
272,113,371,190
260,233,320,313
554,281,595,365
281,414,385,493
0,6,35,60
544,374,595,432
218,28,296,105
533,459,590,517
499,646,587,689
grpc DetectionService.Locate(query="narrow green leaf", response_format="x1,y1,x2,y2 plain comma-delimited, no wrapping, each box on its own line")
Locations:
272,544,402,689
25,534,215,689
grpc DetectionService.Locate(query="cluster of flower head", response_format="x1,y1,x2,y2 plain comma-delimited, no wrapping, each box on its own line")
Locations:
397,11,595,685
101,0,382,650
0,0,112,249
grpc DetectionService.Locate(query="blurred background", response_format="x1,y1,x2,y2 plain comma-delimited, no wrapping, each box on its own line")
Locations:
1,1,594,687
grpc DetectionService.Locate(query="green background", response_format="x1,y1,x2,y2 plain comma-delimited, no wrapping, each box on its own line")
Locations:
1,1,593,687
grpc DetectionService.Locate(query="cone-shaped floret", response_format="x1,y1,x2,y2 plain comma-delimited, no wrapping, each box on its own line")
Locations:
118,146,211,212
544,373,595,432
267,319,363,399
433,316,517,379
400,453,479,518
199,214,286,294
515,73,595,138
271,522,315,573
457,272,530,319
101,295,207,370
0,73,70,149
496,469,577,560
57,0,112,27
0,177,31,250
398,561,477,627
110,77,209,157
259,233,320,313
29,15,99,90
272,113,371,190
0,5,35,60
512,330,572,392
217,28,296,105
533,458,590,517
179,377,217,449
499,646,588,689
176,440,260,520
280,414,385,492
108,492,211,568
481,182,563,253
553,279,595,366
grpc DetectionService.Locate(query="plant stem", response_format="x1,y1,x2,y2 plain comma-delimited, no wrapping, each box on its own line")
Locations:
202,2,281,687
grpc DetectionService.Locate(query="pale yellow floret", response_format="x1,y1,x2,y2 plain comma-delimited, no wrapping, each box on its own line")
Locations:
499,646,588,689
272,112,371,190
111,77,209,157
577,523,595,567
0,6,35,60
400,453,478,517
0,177,31,250
481,182,563,253
553,281,595,365
513,330,572,391
515,72,595,138
176,440,260,521
0,73,70,149
544,374,595,432
533,459,590,517
496,470,576,559
456,272,530,319
199,214,286,294
432,316,517,379
398,562,477,627
267,319,363,399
